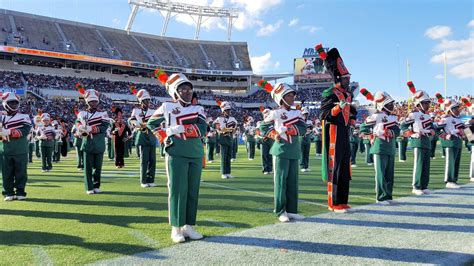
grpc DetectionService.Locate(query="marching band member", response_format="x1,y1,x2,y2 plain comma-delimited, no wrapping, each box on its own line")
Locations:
300,107,313,172
402,81,436,195
112,107,131,169
313,119,322,157
1,92,32,201
361,89,400,204
349,123,360,167
33,113,42,159
259,80,307,222
438,98,465,188
231,126,240,162
318,44,357,213
214,101,237,179
76,84,109,195
205,117,217,163
71,117,84,171
147,71,207,243
243,116,256,160
60,120,70,158
129,87,158,188
36,113,55,172
258,107,274,175
52,120,62,163
467,116,474,182
106,124,114,161
360,121,374,166
27,126,35,163
397,116,409,162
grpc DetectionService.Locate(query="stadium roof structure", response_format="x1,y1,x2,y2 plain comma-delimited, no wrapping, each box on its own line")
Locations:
125,0,240,41
251,73,294,83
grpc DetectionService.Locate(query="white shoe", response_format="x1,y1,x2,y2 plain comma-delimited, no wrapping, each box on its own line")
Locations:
470,177,474,182
441,155,445,158
208,160,213,163
16,195,26,200
41,170,46,173
367,163,373,166
171,227,185,243
86,190,95,195
182,225,203,240
412,189,424,196
431,157,436,160
398,160,406,162
446,182,461,189
351,164,357,168
376,200,390,205
287,213,305,220
269,171,273,174
387,200,397,205
249,158,254,161
227,174,234,179
221,175,228,179
148,183,158,187
263,172,269,175
77,168,83,171
301,168,307,172
422,189,432,194
141,183,150,188
4,196,14,201
278,212,290,222
231,159,235,162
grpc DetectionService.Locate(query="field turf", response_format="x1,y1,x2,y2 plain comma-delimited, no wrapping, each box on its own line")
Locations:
0,145,471,264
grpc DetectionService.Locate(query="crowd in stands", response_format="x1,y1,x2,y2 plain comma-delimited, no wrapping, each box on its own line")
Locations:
0,71,23,88
2,71,328,103
24,73,169,97
0,70,371,130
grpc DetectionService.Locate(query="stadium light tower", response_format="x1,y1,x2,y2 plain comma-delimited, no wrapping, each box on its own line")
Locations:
125,0,240,41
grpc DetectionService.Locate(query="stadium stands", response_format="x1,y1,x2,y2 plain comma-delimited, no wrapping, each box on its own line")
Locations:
0,9,252,72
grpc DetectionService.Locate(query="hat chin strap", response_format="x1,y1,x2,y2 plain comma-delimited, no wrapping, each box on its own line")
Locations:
449,108,458,117
175,93,191,105
383,106,394,114
280,97,291,108
4,102,19,112
418,103,429,113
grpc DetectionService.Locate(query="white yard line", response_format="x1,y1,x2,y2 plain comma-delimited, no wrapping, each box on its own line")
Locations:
204,218,236,228
32,247,53,266
201,181,327,208
129,229,160,248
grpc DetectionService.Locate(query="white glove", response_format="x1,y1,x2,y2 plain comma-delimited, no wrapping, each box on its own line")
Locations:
166,125,185,136
0,129,9,137
275,125,288,134
374,129,386,138
86,126,92,132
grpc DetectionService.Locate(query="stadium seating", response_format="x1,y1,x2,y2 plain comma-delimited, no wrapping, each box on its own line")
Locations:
0,9,252,72
13,15,63,51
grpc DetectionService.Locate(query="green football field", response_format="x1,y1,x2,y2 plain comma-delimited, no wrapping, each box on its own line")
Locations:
0,145,472,265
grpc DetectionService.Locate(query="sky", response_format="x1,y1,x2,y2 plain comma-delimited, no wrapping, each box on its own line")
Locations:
0,0,472,103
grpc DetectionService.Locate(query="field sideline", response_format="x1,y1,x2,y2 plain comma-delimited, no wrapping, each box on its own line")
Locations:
0,145,472,264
